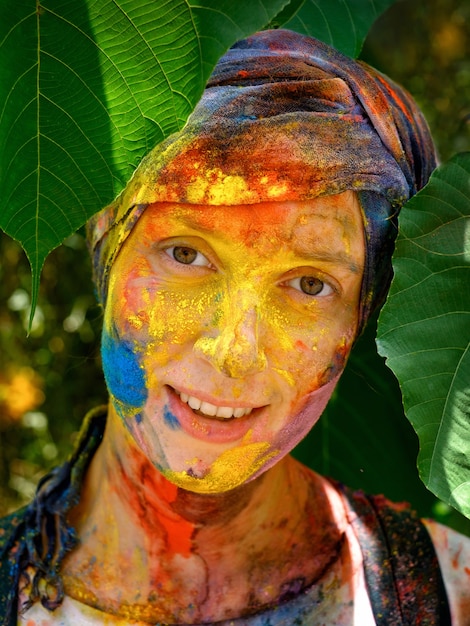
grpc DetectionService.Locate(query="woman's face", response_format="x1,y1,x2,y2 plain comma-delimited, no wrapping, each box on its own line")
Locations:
103,192,365,493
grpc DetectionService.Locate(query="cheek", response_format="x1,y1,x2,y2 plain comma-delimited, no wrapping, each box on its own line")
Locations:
119,263,155,334
101,326,148,408
317,335,353,387
264,298,356,392
273,373,341,451
131,283,221,352
120,284,224,376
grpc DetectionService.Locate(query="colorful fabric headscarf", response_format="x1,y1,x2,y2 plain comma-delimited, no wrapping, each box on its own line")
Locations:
87,29,436,330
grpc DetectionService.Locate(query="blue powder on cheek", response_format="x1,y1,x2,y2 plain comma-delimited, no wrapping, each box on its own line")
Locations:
101,328,148,408
163,404,180,430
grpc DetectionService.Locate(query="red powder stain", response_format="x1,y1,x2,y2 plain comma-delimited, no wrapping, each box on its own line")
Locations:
238,70,249,78
295,340,309,352
146,473,193,557
117,447,194,571
158,474,179,504
156,512,193,558
464,566,470,576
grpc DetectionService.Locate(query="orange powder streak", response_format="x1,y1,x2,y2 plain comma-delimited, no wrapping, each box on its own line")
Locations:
117,447,195,562
154,479,193,559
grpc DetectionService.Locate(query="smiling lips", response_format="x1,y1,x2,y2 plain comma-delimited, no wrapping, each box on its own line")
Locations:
175,389,255,420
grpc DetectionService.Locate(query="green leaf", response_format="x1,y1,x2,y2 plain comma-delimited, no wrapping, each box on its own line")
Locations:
273,0,396,57
266,0,306,29
377,153,470,518
0,0,288,321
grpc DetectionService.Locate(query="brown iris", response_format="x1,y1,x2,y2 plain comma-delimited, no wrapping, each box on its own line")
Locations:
300,276,324,295
173,246,197,264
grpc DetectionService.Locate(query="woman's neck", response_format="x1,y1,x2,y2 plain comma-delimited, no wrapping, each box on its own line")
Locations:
62,406,343,623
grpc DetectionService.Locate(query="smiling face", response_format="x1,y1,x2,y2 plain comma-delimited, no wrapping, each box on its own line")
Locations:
102,191,365,493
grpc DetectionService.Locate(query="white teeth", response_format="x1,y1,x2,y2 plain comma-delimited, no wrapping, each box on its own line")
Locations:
176,391,253,419
188,396,201,411
200,401,217,416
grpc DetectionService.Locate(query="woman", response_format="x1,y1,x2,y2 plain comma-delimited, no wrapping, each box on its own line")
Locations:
1,29,469,625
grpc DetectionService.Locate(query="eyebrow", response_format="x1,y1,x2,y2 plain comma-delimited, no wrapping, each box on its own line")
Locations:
293,249,363,273
175,212,217,234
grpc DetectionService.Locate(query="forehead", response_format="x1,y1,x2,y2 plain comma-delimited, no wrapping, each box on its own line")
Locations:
135,190,364,253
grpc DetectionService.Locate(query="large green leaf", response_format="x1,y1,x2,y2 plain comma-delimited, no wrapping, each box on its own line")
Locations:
377,153,470,518
271,0,396,57
0,0,288,319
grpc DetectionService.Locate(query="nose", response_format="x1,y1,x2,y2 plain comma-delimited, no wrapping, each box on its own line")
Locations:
193,290,267,378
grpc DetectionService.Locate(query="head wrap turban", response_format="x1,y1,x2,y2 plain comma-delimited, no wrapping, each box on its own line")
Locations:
87,29,436,331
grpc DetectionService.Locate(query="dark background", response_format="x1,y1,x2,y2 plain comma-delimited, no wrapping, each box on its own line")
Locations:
1,0,469,528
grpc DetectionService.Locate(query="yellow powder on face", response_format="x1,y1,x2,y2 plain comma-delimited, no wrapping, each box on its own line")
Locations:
163,437,278,494
141,290,211,367
113,398,140,421
272,367,295,387
128,312,147,330
262,301,294,353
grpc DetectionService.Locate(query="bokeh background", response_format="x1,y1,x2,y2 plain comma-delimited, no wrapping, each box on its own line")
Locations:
1,0,469,525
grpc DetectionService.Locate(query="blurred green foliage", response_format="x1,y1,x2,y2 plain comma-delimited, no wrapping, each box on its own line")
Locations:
362,0,470,161
0,232,107,513
1,0,469,532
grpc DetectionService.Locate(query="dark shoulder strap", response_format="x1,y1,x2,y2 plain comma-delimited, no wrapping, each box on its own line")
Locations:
336,483,452,626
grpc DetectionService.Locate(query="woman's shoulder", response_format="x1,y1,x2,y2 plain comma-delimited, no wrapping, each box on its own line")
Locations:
423,518,470,625
317,475,457,625
337,481,470,625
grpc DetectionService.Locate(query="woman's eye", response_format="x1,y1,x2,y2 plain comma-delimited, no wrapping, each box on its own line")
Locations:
165,246,210,267
288,276,333,296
